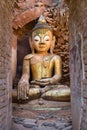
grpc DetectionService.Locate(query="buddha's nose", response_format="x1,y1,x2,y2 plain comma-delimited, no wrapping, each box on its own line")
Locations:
39,38,45,44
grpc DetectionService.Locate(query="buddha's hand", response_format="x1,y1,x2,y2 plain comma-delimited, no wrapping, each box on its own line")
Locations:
17,80,29,100
31,78,52,86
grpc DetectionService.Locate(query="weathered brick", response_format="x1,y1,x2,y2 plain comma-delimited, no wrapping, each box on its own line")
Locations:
69,0,87,130
0,0,13,130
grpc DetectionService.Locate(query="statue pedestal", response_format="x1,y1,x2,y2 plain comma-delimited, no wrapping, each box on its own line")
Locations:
13,99,71,115
21,99,70,111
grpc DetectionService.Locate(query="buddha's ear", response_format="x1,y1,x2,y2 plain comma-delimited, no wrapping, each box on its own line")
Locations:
29,35,34,54
50,36,55,54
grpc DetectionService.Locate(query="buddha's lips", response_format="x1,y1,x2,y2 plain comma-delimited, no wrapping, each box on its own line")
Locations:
39,45,46,48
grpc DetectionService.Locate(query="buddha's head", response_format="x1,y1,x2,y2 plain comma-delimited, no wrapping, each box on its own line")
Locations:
29,15,55,54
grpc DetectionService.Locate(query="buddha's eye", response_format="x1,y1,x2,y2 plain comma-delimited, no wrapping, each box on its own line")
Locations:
34,36,40,42
44,36,50,41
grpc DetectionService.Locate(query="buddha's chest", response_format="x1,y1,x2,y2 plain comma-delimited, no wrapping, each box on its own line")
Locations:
30,56,54,79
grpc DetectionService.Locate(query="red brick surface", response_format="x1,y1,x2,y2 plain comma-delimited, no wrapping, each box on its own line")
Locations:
0,1,13,130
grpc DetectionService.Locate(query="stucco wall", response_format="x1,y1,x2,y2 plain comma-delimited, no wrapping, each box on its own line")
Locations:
0,1,13,130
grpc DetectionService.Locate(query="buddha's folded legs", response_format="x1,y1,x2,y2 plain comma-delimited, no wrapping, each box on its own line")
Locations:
12,85,70,102
41,86,70,102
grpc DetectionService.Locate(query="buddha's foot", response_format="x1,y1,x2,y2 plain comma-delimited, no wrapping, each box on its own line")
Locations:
41,85,57,94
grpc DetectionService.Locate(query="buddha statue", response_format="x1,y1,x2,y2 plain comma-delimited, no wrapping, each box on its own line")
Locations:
13,15,70,103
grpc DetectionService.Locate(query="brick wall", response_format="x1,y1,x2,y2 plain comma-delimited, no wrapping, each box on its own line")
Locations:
80,13,87,130
69,0,87,130
0,1,14,130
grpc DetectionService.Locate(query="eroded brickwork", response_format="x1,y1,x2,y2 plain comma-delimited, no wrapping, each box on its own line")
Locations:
81,24,87,130
0,1,13,130
69,0,87,130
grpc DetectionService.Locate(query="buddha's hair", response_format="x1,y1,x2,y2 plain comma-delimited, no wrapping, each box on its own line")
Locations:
32,15,52,32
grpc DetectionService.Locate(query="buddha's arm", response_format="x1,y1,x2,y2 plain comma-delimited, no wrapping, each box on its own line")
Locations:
50,55,62,84
18,58,30,100
20,58,30,81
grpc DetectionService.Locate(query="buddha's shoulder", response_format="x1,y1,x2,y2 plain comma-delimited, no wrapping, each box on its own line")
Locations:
24,54,34,60
51,54,61,60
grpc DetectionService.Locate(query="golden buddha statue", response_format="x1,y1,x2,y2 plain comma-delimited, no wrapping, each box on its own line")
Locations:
13,15,70,102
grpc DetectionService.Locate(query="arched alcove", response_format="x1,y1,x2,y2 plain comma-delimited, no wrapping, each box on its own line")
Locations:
12,0,70,88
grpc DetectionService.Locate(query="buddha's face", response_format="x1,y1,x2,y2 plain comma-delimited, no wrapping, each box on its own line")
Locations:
32,29,53,53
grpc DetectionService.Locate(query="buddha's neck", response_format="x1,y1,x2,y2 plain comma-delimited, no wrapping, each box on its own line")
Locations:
36,51,49,56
